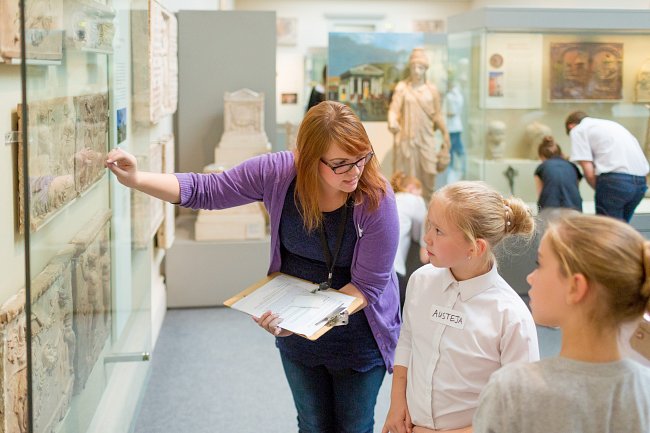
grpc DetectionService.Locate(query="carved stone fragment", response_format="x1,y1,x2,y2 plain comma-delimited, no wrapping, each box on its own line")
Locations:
17,98,77,233
69,210,112,394
0,0,64,61
30,249,75,433
73,94,108,195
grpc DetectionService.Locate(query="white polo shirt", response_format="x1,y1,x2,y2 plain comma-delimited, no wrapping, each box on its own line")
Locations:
569,117,649,176
395,263,539,430
394,192,427,276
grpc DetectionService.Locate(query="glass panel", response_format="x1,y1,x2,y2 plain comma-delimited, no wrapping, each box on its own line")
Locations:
18,0,158,431
448,12,650,216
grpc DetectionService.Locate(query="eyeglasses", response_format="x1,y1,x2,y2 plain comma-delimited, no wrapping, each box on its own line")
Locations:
320,152,374,175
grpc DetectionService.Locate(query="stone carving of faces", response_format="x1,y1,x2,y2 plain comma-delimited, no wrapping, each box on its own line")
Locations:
486,120,506,160
591,49,620,81
562,48,589,85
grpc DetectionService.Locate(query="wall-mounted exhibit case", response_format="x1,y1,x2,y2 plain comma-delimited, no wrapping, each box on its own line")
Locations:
447,7,650,212
0,0,177,431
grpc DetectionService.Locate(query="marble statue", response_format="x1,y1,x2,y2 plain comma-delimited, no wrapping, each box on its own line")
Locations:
524,121,553,160
486,120,506,160
388,47,450,199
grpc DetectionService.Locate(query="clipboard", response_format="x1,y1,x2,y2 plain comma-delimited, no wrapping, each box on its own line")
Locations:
224,272,363,341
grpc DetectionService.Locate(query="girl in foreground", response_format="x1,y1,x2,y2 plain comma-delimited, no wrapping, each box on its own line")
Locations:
473,213,650,433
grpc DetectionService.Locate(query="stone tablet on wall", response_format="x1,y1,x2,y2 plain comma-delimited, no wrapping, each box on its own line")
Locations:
69,210,112,394
17,98,77,233
0,0,64,61
0,290,28,433
30,249,76,433
73,93,109,195
132,0,178,124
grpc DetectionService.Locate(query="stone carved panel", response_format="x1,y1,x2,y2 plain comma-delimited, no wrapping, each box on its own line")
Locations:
132,140,164,249
223,89,265,136
1,291,27,433
0,0,64,61
132,0,178,124
73,93,108,195
69,210,112,394
156,134,176,249
30,249,75,433
17,98,77,233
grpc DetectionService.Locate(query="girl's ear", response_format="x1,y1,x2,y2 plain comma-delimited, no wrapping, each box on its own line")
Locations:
566,273,590,305
472,238,488,258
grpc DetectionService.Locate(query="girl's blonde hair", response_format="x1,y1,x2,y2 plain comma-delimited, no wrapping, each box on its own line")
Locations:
544,213,650,327
432,181,535,255
294,101,386,231
390,171,421,193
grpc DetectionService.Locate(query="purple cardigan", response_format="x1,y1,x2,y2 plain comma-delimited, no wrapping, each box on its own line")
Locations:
175,151,401,372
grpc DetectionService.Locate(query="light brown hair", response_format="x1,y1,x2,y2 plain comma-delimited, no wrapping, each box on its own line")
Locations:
537,136,565,160
432,181,535,258
390,171,421,193
544,213,650,328
294,101,386,231
565,111,588,135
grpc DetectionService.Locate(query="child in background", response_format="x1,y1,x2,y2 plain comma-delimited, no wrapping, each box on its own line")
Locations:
391,171,429,310
473,213,650,433
534,136,582,212
383,181,540,433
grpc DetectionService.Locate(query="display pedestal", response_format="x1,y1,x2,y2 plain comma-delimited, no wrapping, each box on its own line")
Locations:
167,215,271,307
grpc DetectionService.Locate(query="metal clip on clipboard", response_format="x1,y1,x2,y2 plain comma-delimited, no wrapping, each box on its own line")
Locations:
316,306,349,327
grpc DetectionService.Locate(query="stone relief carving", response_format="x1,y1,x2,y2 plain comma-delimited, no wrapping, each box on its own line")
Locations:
73,93,108,194
0,0,64,61
1,291,28,433
17,98,77,233
132,0,178,124
214,89,271,169
156,134,176,249
223,89,265,135
69,210,112,394
132,140,164,249
17,94,107,233
30,249,75,433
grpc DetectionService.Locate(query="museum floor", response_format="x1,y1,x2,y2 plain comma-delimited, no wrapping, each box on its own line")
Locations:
132,307,561,433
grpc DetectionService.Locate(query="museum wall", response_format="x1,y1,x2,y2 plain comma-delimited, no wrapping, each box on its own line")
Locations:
176,10,276,173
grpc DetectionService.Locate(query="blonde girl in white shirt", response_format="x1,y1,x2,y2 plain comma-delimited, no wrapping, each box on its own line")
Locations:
382,181,540,433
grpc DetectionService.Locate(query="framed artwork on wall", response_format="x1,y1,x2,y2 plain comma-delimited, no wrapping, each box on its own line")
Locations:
550,42,623,101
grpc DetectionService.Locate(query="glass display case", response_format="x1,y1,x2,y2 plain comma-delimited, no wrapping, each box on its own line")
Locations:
0,0,176,431
447,7,650,213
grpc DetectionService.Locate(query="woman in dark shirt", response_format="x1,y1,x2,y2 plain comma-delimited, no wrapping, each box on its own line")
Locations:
534,136,583,212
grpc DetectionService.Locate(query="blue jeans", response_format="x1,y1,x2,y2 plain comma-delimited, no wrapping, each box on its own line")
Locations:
280,353,386,433
596,173,647,222
449,132,466,178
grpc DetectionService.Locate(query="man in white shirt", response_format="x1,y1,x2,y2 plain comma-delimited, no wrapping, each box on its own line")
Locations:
566,111,649,222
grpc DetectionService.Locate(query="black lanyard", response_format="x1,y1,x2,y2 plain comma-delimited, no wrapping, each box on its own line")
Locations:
317,201,348,291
